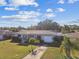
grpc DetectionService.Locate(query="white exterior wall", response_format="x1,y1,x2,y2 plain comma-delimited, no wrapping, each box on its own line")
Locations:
41,36,53,43
20,34,54,43
0,35,4,40
20,35,28,44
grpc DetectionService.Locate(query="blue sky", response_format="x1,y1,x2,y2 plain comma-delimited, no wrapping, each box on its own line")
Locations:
0,0,79,27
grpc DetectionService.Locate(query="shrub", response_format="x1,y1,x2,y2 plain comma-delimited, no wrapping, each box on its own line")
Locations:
53,36,64,47
11,36,21,43
28,38,40,44
40,39,44,43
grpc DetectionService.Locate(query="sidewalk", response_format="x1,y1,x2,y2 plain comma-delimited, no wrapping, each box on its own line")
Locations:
23,46,47,59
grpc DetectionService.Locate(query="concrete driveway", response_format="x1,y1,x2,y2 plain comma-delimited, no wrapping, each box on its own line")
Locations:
23,46,47,59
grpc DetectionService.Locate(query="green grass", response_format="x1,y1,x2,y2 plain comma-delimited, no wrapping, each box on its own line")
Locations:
41,47,65,59
41,47,79,59
0,40,37,59
41,40,79,59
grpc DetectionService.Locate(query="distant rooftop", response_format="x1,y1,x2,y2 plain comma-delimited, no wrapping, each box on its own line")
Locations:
0,30,12,35
17,30,63,36
65,32,79,39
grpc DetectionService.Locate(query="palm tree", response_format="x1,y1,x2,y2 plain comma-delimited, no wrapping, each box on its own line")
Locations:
60,36,79,59
28,38,35,52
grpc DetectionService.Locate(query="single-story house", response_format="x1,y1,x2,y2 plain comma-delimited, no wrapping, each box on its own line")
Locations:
0,30,13,40
65,32,79,40
12,30,63,44
0,34,4,40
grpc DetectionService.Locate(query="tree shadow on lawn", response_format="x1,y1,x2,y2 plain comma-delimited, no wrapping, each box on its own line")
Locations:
64,56,79,59
46,43,61,47
0,39,11,41
62,56,73,59
17,43,29,46
16,43,44,47
74,57,79,59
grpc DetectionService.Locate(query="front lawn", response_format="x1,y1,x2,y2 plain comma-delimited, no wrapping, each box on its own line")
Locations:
41,47,65,59
0,40,37,59
41,40,79,59
41,47,79,59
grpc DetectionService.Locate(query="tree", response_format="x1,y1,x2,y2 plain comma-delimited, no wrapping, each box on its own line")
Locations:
27,19,61,32
37,19,60,31
60,36,79,59
64,25,71,33
28,38,35,52
28,38,40,52
37,19,53,30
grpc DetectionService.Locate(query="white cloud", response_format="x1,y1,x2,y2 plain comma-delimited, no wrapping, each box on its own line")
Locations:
58,0,79,4
18,11,41,20
0,0,7,5
68,0,79,4
10,0,39,7
57,8,65,12
0,10,56,21
46,8,53,12
58,0,65,4
46,9,55,18
4,7,18,10
1,11,41,21
0,0,39,7
37,9,41,11
44,13,56,18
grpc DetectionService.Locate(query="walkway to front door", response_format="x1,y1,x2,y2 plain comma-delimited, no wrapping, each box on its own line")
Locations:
23,46,47,59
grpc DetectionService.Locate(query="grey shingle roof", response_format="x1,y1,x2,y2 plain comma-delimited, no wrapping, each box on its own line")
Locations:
0,30,12,35
17,30,62,36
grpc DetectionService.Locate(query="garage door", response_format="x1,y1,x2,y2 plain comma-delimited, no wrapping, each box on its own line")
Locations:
41,36,53,43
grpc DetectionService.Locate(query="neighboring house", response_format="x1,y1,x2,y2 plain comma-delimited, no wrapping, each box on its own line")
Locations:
0,30,13,40
0,34,4,40
13,30,63,44
65,32,79,40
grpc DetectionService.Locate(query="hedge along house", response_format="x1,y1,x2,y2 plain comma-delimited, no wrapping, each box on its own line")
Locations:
13,30,63,44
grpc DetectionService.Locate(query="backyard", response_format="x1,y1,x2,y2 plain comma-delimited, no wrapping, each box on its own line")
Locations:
0,40,37,59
